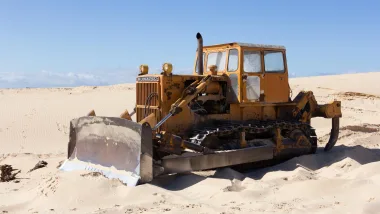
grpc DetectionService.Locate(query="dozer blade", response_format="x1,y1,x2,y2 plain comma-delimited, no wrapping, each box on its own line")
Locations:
59,116,153,186
324,117,340,151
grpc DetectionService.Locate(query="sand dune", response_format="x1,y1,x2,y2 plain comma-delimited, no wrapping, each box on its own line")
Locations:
1,72,380,213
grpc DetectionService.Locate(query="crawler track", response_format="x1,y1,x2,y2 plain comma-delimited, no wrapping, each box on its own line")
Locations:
152,120,319,176
188,119,318,154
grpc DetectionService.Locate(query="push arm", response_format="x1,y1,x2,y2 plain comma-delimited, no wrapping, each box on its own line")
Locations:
153,75,213,130
170,75,213,115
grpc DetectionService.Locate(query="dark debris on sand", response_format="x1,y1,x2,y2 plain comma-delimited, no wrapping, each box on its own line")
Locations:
28,160,48,173
0,164,21,182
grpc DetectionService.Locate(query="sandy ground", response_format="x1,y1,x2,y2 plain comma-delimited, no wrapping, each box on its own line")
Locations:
1,72,380,214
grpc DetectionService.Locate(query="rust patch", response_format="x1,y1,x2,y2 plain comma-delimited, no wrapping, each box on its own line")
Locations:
165,91,172,100
164,83,180,92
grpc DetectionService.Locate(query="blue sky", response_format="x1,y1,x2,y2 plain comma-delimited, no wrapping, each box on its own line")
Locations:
1,0,379,88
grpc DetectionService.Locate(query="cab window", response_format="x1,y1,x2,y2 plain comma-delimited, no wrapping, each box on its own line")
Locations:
207,51,226,72
227,49,238,72
243,51,261,73
264,51,285,73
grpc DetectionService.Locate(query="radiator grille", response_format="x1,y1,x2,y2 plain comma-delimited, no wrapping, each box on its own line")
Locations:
137,82,159,106
136,82,160,123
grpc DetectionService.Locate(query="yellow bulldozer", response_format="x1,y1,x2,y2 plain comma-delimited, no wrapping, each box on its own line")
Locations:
59,33,342,186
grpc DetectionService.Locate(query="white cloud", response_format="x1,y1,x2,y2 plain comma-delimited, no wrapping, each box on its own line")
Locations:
0,68,367,88
0,68,194,88
0,72,27,82
0,70,127,88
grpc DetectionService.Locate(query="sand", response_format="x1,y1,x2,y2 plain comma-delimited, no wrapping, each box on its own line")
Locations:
1,72,380,214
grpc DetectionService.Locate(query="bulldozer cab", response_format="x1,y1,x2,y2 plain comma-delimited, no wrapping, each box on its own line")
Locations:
193,43,290,103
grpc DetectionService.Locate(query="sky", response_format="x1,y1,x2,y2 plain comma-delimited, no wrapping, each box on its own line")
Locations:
1,0,379,88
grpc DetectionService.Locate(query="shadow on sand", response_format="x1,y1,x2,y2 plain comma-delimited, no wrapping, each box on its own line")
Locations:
151,144,380,191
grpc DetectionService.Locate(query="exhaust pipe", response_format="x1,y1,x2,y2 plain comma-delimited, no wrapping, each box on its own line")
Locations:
196,32,204,75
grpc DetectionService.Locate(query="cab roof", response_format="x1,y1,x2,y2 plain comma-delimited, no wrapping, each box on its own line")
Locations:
203,42,286,50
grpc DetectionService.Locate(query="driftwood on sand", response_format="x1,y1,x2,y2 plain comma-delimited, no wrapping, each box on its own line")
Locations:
0,164,21,182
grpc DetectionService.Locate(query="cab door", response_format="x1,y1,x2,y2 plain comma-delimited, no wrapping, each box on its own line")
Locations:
263,50,289,103
241,49,264,102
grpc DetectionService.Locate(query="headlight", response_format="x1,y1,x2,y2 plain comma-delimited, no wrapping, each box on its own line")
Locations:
139,64,149,75
162,63,173,75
